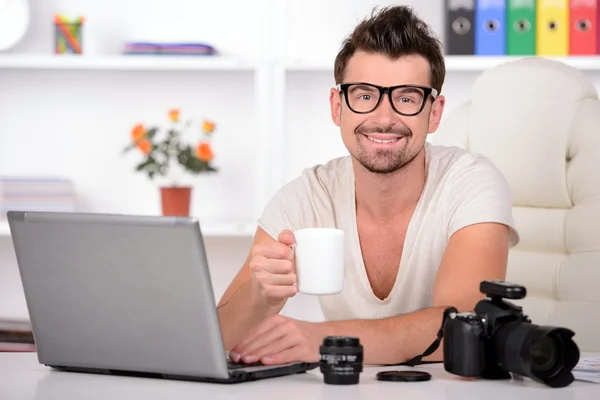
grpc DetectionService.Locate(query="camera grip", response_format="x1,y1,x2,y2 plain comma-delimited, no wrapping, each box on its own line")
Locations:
443,313,486,377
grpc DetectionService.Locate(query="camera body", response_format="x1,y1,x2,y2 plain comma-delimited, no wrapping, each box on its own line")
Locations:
443,280,580,388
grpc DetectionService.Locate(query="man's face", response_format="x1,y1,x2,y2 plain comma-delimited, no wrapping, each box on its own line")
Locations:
330,51,445,174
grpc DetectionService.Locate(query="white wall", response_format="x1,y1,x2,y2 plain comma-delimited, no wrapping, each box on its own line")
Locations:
2,0,600,323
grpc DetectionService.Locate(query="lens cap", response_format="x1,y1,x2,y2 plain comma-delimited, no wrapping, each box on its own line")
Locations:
376,370,432,382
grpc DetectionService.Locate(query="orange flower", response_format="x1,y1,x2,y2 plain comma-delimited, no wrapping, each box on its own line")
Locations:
196,141,214,162
168,109,180,123
131,124,145,142
137,139,152,154
202,120,216,134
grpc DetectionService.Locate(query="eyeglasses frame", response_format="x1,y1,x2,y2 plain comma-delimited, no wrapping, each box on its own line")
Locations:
336,82,439,116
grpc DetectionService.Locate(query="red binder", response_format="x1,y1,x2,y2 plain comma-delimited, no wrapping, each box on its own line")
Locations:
570,0,597,54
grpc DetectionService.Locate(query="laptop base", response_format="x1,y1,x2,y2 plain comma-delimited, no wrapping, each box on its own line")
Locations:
48,362,320,384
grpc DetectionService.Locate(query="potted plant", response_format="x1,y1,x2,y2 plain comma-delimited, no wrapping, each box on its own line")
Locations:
123,109,217,216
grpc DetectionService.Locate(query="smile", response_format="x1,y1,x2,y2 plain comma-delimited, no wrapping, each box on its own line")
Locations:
362,134,405,144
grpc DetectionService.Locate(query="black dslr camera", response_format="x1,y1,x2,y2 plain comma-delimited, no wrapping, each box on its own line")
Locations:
443,280,580,388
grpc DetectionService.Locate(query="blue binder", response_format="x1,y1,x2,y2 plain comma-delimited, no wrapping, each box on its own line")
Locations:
475,0,507,55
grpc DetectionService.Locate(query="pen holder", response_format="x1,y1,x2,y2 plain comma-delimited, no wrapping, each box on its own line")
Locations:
54,19,84,54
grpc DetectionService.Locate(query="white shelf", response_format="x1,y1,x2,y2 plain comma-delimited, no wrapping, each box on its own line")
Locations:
0,220,255,238
286,56,600,72
444,56,600,71
0,54,256,71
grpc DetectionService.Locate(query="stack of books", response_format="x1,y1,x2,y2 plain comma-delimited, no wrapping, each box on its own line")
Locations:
0,176,77,220
122,42,216,56
0,319,34,352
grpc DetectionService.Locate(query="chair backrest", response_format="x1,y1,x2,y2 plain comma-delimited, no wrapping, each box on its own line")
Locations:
432,57,600,351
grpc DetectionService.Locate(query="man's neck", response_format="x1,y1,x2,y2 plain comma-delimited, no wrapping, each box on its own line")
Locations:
353,148,427,224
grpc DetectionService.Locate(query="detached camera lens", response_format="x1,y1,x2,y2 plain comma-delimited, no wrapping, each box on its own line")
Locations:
319,336,363,385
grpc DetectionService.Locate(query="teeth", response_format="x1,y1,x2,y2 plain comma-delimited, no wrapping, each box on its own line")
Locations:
367,136,400,144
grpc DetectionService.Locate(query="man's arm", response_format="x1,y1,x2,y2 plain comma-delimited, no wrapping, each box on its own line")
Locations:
325,222,509,364
217,227,296,350
230,222,509,365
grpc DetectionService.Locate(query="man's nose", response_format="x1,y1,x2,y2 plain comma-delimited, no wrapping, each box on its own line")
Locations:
371,93,398,125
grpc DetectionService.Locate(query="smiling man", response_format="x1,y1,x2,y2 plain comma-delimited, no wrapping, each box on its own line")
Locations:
217,6,519,366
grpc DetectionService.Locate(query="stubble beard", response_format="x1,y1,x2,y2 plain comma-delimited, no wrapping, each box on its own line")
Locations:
353,122,417,174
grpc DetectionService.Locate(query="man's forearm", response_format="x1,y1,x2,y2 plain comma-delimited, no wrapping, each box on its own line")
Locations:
323,306,448,365
217,280,283,350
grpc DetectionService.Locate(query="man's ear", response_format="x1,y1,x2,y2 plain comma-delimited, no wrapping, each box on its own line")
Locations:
428,95,445,133
330,88,342,127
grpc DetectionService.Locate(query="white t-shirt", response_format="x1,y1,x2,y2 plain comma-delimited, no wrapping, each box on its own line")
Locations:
258,143,519,322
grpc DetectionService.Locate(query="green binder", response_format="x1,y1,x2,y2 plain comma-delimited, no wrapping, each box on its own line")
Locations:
507,0,536,55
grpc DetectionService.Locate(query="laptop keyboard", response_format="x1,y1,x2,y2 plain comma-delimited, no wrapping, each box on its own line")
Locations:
227,359,265,370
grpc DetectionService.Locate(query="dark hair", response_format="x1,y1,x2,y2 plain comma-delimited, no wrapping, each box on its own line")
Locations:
334,6,445,93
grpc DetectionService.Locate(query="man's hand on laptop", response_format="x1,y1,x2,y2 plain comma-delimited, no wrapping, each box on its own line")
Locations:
250,230,298,308
229,315,331,365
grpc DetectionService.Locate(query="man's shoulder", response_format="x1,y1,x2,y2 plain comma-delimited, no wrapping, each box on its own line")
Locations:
282,156,352,194
258,156,350,235
427,143,503,181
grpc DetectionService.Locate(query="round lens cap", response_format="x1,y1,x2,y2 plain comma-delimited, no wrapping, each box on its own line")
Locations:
376,370,432,382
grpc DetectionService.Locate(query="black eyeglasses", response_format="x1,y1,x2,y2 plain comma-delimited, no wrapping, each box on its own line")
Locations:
336,82,438,116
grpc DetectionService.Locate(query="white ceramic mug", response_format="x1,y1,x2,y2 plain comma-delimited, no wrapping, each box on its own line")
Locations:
293,228,345,295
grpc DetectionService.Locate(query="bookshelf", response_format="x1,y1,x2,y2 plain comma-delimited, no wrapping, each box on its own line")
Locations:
5,54,600,74
3,0,600,239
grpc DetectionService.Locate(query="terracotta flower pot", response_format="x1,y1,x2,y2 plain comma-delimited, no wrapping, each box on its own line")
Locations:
160,186,192,216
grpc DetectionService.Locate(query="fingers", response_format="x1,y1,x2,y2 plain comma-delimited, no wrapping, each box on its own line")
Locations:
252,334,302,364
262,346,317,365
278,230,296,247
251,257,294,275
236,324,290,363
232,315,285,354
259,284,297,302
235,318,302,364
252,242,294,261
248,230,297,306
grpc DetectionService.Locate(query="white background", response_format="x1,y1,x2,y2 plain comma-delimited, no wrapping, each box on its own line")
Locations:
2,0,600,323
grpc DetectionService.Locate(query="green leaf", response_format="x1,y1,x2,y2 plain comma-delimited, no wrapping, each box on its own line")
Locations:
122,144,135,154
135,159,150,171
146,127,158,139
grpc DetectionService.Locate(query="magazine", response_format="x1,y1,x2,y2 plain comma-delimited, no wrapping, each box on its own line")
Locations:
573,357,600,384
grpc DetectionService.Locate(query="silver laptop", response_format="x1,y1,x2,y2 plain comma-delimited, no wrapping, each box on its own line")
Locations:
7,211,318,383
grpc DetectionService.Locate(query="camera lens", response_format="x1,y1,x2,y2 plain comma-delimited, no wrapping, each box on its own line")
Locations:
319,336,363,385
531,335,559,373
494,322,579,388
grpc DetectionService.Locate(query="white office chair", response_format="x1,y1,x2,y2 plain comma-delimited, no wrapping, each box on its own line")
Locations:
432,57,600,351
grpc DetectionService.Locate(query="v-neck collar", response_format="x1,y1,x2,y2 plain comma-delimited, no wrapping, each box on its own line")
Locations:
347,144,431,304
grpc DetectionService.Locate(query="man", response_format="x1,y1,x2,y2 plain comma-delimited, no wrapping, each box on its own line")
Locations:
217,6,519,366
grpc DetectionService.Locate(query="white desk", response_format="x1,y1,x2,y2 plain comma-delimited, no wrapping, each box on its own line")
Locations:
2,353,599,399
